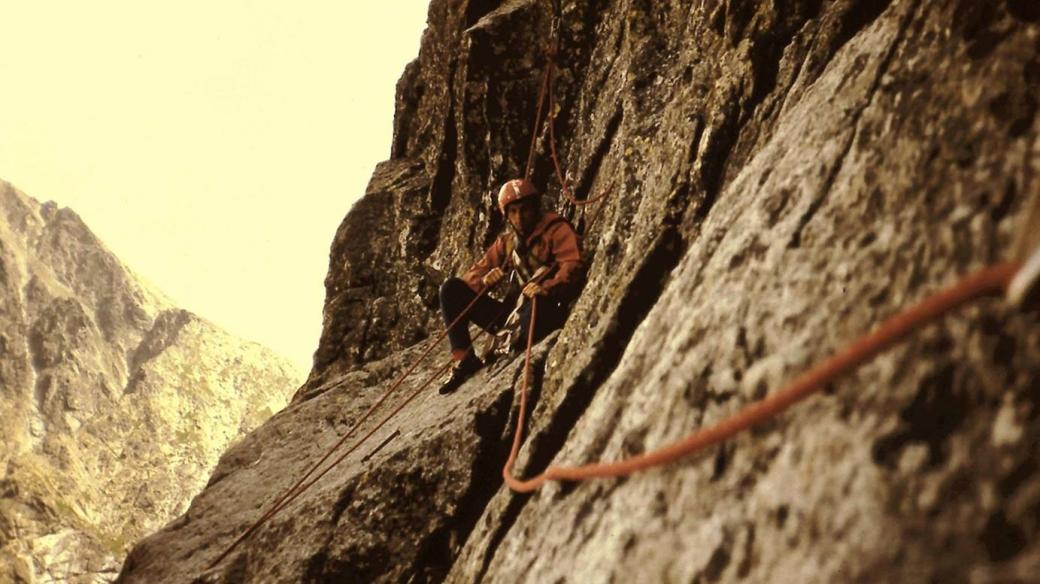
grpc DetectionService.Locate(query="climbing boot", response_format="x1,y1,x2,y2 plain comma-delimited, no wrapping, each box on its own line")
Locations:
438,353,484,395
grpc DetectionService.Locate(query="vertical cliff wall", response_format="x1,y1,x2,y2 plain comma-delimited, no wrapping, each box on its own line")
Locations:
121,0,1040,582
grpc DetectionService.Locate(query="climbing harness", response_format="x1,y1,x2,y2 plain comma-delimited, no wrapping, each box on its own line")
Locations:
491,212,574,358
488,265,553,358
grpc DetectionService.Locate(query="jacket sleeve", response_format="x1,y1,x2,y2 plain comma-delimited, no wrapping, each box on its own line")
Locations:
462,236,506,293
540,222,584,298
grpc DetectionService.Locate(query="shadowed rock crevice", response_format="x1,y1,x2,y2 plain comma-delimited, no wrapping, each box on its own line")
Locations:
871,362,971,470
787,127,858,250
1007,0,1040,23
468,354,549,582
501,221,687,514
980,509,1028,562
301,483,361,583
432,62,460,214
472,493,529,583
571,105,624,222
464,0,501,28
302,550,329,584
128,308,194,374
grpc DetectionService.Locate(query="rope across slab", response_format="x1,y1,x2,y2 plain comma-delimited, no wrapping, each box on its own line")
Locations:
503,263,1022,493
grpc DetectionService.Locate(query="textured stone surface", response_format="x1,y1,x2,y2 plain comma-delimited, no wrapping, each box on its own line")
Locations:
0,182,303,582
119,340,545,583
123,0,1040,582
309,160,442,384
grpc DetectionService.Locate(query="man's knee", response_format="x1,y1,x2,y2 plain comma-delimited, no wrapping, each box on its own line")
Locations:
519,298,567,340
440,277,472,307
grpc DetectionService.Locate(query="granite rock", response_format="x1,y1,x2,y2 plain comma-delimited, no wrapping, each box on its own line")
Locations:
122,1,1040,582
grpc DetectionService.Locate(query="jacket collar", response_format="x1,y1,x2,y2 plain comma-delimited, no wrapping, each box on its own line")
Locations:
520,211,562,246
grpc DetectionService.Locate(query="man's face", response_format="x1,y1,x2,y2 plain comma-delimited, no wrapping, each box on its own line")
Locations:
506,199,539,236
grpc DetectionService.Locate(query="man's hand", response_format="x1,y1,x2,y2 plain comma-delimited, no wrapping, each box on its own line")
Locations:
522,282,547,298
482,267,505,287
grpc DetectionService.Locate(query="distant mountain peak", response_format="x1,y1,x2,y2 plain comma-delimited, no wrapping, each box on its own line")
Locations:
0,180,303,582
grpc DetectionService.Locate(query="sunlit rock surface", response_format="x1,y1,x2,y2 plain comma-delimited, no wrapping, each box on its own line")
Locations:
123,0,1040,582
0,181,303,582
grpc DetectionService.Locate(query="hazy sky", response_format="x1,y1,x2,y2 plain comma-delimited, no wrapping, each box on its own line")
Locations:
0,2,430,372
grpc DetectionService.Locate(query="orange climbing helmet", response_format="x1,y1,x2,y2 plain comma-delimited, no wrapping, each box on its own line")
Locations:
497,179,539,213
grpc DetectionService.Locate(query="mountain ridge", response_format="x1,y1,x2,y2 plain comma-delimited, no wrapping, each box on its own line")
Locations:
0,180,304,583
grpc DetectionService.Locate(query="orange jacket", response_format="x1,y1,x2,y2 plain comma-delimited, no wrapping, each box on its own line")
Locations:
463,211,584,299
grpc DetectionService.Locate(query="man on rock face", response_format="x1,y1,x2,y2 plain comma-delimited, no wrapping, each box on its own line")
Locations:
437,178,584,394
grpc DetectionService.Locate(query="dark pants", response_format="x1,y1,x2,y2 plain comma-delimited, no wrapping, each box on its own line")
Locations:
439,277,567,352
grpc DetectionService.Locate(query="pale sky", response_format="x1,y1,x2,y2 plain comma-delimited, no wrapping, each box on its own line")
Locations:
0,2,430,373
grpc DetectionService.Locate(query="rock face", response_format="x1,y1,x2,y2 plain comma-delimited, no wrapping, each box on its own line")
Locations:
0,181,303,582
121,0,1040,582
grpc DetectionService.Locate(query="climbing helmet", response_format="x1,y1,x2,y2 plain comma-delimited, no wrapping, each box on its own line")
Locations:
497,179,539,213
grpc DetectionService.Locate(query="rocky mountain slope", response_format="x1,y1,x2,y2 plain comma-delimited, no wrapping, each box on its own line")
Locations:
0,181,303,582
120,0,1040,582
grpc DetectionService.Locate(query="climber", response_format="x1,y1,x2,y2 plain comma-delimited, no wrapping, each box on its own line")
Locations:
438,178,584,395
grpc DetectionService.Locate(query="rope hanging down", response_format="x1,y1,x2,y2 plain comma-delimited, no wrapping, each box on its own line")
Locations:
524,63,553,182
522,14,611,214
503,262,1023,493
546,59,610,209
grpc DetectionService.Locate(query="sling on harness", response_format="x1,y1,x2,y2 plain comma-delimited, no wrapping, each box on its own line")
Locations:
485,216,574,357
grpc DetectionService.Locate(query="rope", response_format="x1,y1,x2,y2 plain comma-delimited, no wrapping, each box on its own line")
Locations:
580,181,614,236
546,63,610,208
521,4,611,213
524,64,552,182
209,285,495,568
210,0,1025,569
502,295,539,486
209,257,536,569
503,262,1021,493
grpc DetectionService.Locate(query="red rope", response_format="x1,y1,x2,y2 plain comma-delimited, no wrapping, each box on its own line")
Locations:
524,64,552,182
252,292,522,529
581,181,614,236
504,262,1021,492
546,64,610,208
502,296,539,486
524,22,611,213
